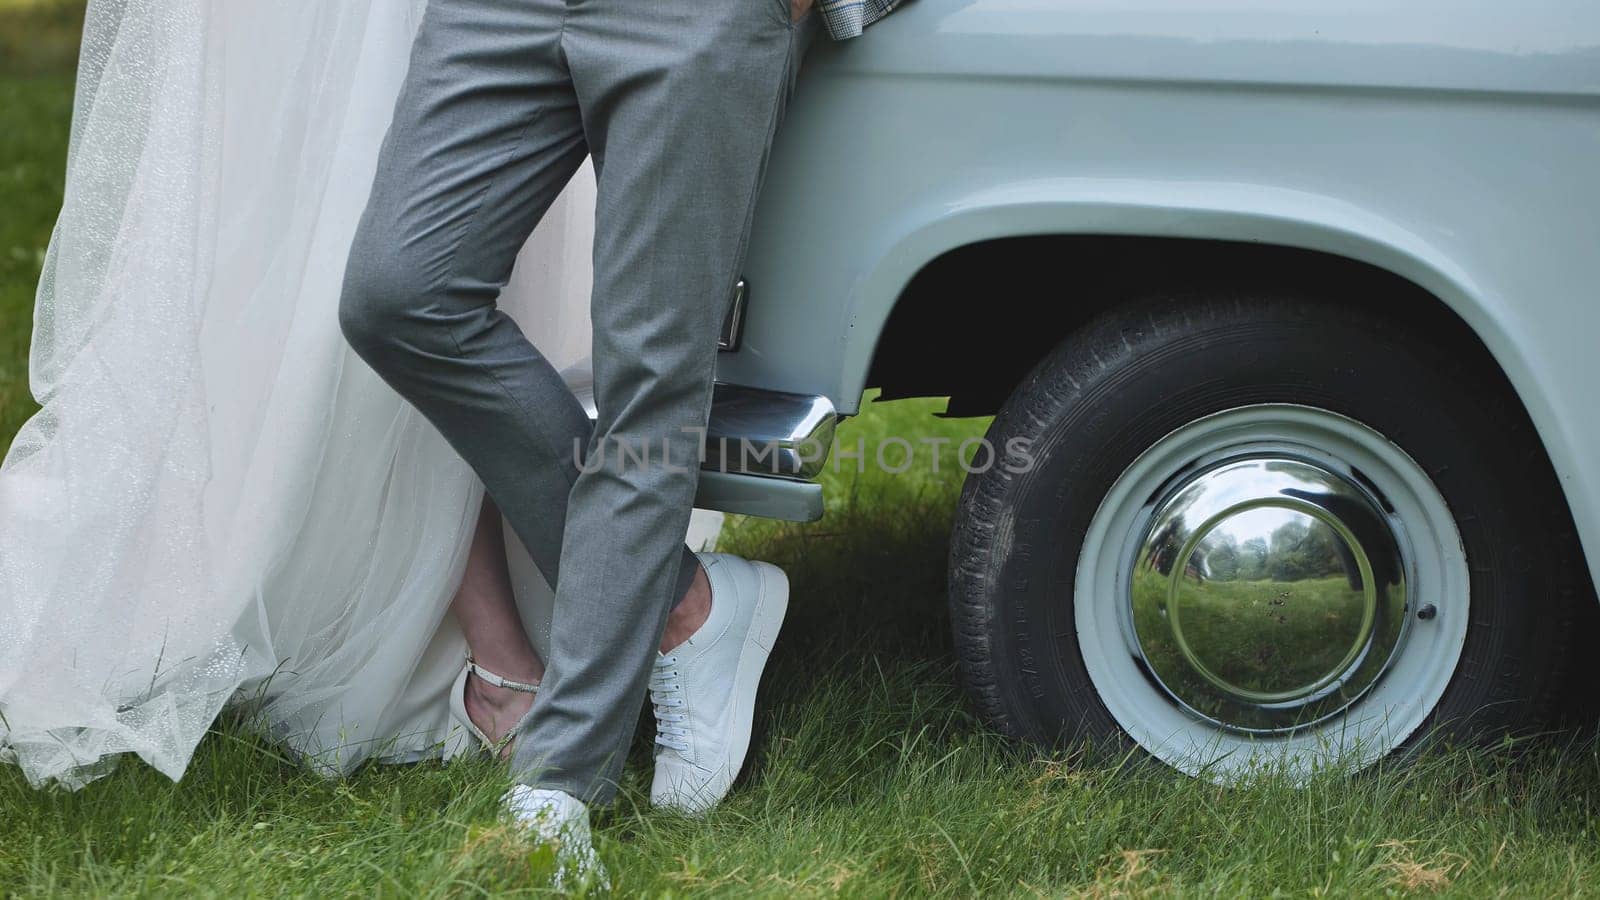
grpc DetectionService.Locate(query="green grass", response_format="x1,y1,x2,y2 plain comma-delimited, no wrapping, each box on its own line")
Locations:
0,0,80,454
6,12,1600,897
0,75,70,452
0,0,82,78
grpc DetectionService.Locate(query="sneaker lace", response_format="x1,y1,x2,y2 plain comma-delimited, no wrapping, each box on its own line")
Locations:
649,654,690,755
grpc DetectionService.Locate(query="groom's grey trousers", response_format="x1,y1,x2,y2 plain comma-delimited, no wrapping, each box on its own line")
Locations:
339,0,816,803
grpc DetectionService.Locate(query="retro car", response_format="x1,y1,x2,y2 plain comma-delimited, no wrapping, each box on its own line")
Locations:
694,0,1600,777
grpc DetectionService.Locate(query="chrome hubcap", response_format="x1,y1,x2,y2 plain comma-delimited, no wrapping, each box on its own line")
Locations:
1131,456,1409,734
1078,404,1467,778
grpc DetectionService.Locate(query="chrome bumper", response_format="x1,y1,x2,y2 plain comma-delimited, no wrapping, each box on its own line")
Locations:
577,380,836,522
695,384,836,521
701,383,836,480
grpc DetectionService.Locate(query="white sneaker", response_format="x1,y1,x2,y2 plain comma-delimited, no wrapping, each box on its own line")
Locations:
500,786,607,890
649,553,789,814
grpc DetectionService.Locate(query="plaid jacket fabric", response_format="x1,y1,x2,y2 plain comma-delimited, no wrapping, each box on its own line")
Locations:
816,0,903,40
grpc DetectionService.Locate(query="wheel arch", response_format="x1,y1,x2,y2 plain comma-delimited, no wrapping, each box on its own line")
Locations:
850,181,1599,593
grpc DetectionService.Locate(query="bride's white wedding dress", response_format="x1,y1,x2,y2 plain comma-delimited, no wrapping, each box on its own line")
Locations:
0,0,718,790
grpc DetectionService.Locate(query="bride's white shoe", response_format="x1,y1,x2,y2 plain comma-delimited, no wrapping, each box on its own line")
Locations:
443,655,540,762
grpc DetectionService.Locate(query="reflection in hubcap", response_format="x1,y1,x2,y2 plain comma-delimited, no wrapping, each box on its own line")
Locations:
1131,457,1409,734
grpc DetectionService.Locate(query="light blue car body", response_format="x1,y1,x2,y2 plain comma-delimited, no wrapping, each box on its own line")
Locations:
720,0,1600,589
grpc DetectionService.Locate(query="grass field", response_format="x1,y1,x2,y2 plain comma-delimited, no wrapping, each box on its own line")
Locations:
0,0,76,448
6,6,1600,897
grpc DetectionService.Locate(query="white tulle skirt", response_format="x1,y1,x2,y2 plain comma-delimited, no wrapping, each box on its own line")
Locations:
0,0,717,790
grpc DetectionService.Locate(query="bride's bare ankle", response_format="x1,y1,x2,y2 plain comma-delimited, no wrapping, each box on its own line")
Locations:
463,671,535,745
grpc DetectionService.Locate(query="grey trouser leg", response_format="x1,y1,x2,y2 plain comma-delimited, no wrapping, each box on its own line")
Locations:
339,0,814,804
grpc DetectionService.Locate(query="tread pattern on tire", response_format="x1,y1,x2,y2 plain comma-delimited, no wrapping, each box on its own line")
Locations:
948,290,1584,757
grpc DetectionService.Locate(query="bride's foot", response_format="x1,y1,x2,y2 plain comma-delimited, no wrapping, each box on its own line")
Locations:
447,656,540,761
463,670,536,758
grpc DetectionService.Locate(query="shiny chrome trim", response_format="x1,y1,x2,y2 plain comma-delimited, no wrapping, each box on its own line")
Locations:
702,382,837,480
718,279,748,352
1130,455,1408,735
577,379,837,481
694,470,825,522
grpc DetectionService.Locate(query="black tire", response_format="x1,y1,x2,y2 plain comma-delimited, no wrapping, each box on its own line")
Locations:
949,290,1583,763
